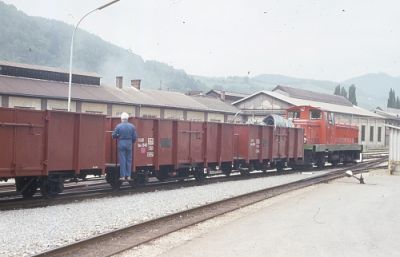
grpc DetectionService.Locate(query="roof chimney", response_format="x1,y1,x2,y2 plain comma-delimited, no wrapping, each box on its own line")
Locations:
131,79,141,90
116,76,123,89
220,90,226,101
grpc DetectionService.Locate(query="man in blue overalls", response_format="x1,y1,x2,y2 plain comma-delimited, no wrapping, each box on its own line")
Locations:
112,112,137,180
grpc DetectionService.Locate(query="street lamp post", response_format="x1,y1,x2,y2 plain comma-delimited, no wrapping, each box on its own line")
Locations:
67,0,120,111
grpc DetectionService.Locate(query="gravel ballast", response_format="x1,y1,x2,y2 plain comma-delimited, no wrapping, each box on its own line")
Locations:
0,172,326,257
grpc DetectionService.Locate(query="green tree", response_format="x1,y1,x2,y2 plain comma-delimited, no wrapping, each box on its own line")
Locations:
340,87,348,99
334,85,341,95
387,88,396,108
348,84,357,105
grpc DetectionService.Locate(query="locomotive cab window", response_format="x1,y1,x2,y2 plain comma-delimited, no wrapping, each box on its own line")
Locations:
288,111,300,119
310,110,321,119
327,112,335,125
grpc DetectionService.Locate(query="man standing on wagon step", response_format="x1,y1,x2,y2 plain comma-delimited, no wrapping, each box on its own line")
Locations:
112,112,137,181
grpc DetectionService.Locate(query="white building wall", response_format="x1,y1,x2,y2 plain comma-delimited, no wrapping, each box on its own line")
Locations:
356,117,386,149
9,96,41,110
112,104,135,117
226,114,243,123
187,111,204,121
81,102,107,114
208,112,224,122
237,94,290,112
388,125,400,175
164,109,184,120
334,114,385,148
140,107,161,118
47,99,76,112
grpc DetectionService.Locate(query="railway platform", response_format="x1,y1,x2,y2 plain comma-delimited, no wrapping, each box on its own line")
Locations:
123,171,400,257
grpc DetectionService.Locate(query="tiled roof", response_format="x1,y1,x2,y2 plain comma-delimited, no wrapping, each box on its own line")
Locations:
374,109,400,120
0,60,100,78
0,75,238,114
190,95,240,113
233,90,383,118
273,85,353,106
206,89,249,98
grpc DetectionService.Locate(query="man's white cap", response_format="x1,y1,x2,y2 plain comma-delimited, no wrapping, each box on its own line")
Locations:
121,112,129,121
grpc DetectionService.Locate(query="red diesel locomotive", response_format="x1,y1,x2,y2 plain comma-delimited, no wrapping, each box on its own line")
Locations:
286,105,362,168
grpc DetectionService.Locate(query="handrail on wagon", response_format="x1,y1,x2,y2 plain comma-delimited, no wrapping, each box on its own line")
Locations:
0,122,44,128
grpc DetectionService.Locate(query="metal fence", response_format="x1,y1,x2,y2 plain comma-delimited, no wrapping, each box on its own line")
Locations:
387,125,400,175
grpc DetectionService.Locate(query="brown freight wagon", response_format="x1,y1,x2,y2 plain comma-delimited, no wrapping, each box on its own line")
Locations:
105,117,229,188
233,124,304,173
105,116,304,189
0,107,106,197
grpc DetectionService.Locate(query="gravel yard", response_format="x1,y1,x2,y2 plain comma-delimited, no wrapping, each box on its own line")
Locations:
0,172,326,257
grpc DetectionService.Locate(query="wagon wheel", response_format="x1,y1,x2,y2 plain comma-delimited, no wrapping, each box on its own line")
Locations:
316,159,325,169
134,173,149,186
110,179,123,190
222,168,231,177
194,168,206,182
78,173,87,181
16,177,38,198
40,177,64,196
276,161,285,173
239,168,250,176
155,170,169,182
331,160,339,166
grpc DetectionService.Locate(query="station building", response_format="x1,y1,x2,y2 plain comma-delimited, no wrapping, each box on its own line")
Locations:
0,61,240,123
233,85,386,149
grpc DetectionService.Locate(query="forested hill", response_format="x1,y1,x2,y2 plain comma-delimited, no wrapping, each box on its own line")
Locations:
0,1,206,91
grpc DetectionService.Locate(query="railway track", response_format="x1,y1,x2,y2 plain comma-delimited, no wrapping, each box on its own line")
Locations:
0,158,387,211
33,157,386,257
0,168,312,211
0,177,105,198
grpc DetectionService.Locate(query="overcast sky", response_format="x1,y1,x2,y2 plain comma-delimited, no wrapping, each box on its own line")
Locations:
3,0,400,81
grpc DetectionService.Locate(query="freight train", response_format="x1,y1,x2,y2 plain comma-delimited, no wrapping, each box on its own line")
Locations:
0,106,361,198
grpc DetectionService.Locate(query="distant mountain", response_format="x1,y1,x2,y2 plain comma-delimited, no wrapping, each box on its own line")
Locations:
342,73,400,109
195,73,392,109
0,1,396,110
0,1,206,91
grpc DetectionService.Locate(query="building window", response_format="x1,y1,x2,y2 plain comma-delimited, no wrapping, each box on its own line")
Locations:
142,114,157,118
14,106,35,110
361,125,366,141
378,127,382,142
370,126,374,142
85,110,103,114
